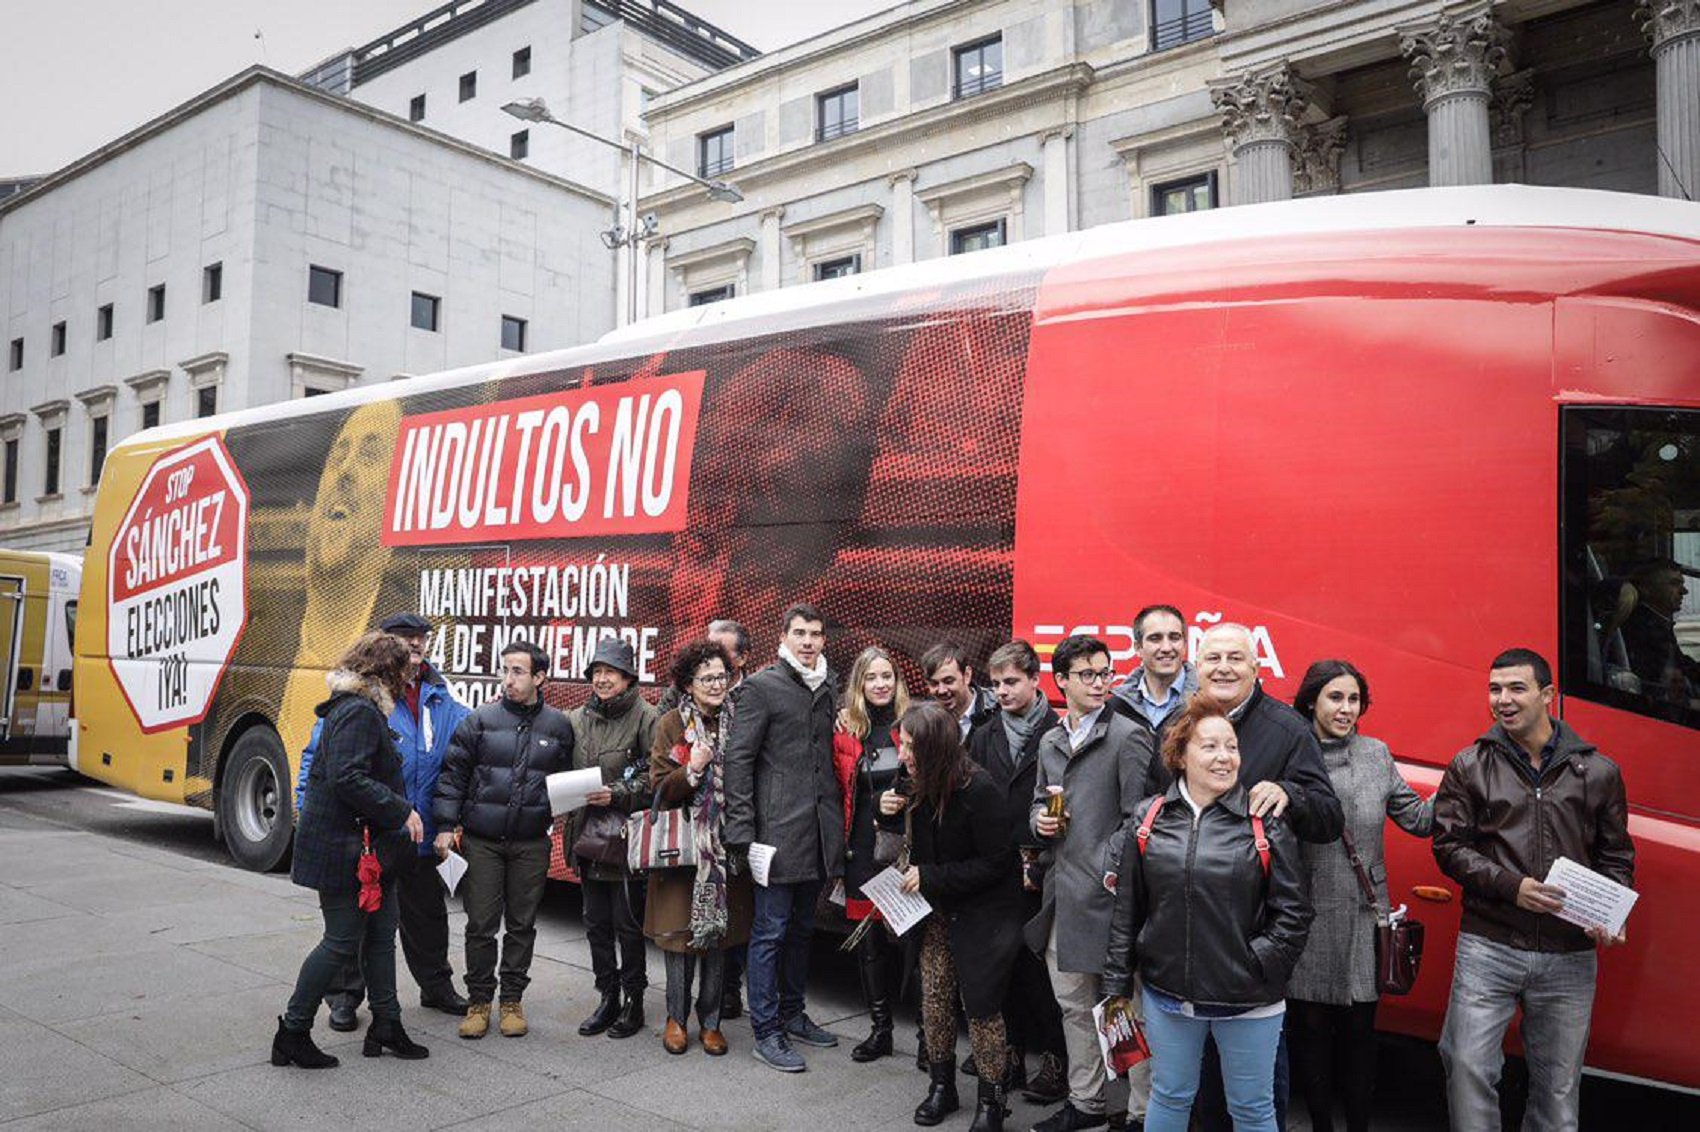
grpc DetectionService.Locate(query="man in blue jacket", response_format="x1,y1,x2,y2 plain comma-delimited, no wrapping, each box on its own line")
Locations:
295,612,472,1031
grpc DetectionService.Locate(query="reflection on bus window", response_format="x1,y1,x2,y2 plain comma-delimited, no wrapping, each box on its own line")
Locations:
1562,407,1700,730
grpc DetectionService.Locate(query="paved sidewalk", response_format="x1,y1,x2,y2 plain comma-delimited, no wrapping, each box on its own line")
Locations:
0,804,1060,1131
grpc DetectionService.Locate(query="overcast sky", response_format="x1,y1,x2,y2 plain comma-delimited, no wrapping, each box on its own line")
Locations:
0,0,898,176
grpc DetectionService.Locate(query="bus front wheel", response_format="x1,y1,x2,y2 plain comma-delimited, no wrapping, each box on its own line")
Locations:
219,727,293,872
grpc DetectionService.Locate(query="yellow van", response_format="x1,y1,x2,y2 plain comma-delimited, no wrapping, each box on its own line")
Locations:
0,550,80,765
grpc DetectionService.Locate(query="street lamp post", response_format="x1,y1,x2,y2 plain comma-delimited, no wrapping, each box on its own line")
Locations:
502,97,742,327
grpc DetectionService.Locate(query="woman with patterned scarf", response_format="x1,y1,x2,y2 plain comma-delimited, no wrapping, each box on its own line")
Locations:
644,639,755,1057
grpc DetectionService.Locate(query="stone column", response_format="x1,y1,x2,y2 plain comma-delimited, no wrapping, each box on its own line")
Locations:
1400,3,1509,188
645,239,668,318
1640,0,1700,199
1211,67,1312,205
759,207,785,292
1041,127,1075,235
889,170,917,264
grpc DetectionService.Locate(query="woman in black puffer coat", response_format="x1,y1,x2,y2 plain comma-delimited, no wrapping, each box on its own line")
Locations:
275,631,428,1069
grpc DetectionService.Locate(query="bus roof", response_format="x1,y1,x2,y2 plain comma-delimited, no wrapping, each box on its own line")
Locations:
113,184,1700,457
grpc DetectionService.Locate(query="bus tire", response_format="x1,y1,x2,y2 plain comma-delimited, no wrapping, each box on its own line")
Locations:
218,727,293,873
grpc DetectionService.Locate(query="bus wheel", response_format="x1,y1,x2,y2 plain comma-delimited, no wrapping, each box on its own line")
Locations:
219,727,293,872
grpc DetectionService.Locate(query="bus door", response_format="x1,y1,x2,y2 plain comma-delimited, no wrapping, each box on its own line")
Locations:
34,585,73,751
0,575,22,742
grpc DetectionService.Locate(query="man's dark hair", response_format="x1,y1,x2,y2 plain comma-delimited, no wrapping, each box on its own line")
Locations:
1490,647,1552,688
1051,634,1110,681
920,640,973,679
670,639,733,695
1133,604,1186,642
1628,557,1683,586
1293,658,1372,722
780,602,824,635
707,618,751,658
986,639,1041,679
501,639,550,677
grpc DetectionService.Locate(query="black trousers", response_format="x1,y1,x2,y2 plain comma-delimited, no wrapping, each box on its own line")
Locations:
1286,998,1379,1132
1002,891,1064,1057
581,871,648,995
325,849,454,1005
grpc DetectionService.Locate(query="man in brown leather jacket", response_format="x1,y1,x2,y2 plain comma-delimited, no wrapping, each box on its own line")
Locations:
1433,648,1635,1132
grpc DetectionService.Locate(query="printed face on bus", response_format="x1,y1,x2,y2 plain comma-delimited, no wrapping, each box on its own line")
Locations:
782,616,826,668
1184,716,1241,800
1313,675,1362,740
863,657,898,709
308,401,401,582
927,659,974,716
1136,611,1187,681
1488,664,1553,738
1060,651,1114,717
501,652,546,706
690,657,730,713
589,662,634,699
989,662,1040,717
1197,627,1258,709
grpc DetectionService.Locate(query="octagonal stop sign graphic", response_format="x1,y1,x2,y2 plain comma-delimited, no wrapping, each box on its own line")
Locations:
107,436,250,732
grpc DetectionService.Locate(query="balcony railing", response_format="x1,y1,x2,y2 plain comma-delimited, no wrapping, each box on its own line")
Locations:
817,116,859,142
955,71,1003,100
1152,11,1215,53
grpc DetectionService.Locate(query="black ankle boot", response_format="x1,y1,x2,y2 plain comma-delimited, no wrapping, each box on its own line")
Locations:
578,988,621,1036
1004,1047,1028,1092
852,935,894,1062
271,1017,339,1069
363,1016,429,1059
606,991,645,1039
968,1078,1007,1132
914,1057,960,1126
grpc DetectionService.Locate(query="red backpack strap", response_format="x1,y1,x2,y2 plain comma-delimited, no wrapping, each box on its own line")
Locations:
1249,813,1271,877
1135,795,1166,856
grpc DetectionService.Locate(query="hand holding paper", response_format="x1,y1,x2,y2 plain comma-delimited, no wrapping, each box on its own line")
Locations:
436,849,468,896
1542,857,1638,939
545,767,605,816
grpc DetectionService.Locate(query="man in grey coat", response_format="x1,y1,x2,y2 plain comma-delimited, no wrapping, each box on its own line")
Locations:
1026,635,1156,1132
723,602,844,1073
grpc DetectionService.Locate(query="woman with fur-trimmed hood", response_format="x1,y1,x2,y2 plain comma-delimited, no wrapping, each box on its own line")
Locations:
274,631,430,1069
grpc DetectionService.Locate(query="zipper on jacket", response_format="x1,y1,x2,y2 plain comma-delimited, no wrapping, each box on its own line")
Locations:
1182,805,1201,1001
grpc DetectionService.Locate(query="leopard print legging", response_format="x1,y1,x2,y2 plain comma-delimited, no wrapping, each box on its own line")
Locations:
920,918,1008,1083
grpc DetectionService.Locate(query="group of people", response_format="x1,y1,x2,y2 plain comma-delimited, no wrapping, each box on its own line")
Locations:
273,600,1636,1132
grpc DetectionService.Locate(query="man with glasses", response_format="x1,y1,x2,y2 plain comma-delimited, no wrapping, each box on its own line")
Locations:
1026,635,1156,1132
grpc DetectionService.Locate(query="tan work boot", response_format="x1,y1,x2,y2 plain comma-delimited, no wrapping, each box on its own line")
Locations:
498,1000,528,1037
458,1002,491,1040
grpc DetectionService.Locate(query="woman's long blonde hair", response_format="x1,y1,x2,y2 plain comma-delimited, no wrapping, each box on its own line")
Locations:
841,645,911,739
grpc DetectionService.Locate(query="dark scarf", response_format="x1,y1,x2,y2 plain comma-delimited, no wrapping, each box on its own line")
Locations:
586,683,639,719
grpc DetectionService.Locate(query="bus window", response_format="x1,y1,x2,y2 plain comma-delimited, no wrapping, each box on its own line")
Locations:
64,600,76,650
1561,407,1700,730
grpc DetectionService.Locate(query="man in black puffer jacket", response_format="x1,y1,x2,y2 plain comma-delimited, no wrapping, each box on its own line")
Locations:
433,639,574,1039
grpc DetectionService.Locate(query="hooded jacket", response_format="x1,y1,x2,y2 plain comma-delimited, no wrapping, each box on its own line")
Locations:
433,694,574,842
566,685,659,880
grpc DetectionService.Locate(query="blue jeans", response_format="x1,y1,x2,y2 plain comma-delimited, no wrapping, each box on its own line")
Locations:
747,879,822,1040
1140,987,1283,1132
1439,933,1597,1132
284,882,400,1031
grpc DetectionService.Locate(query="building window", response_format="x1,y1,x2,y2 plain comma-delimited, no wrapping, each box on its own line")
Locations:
203,262,223,303
196,386,217,419
950,219,1007,255
699,126,734,178
817,84,859,142
2,438,16,505
51,322,67,357
814,255,861,280
43,427,60,495
512,46,531,79
689,285,734,307
96,304,113,340
409,94,426,122
459,71,477,102
88,416,108,484
510,130,529,160
501,315,528,352
411,291,441,332
7,338,20,371
303,387,329,398
308,265,343,308
141,400,161,431
146,283,166,323
1152,0,1216,52
954,35,1003,99
1152,171,1217,216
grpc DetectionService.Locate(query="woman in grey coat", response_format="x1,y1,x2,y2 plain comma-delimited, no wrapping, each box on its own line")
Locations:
1284,660,1433,1132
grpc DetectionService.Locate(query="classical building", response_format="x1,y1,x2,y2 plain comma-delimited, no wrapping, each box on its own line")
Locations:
0,68,613,551
634,0,1692,315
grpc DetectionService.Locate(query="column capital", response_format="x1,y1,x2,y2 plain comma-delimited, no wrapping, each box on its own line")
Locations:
1040,125,1077,145
1400,3,1511,108
1639,0,1700,53
759,205,787,224
1293,116,1349,195
888,168,918,187
1210,66,1313,152
1490,69,1537,148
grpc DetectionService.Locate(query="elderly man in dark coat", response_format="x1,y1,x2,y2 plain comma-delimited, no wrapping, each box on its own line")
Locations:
723,602,844,1073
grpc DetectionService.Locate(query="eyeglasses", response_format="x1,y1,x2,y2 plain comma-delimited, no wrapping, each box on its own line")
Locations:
694,673,731,688
1068,668,1115,685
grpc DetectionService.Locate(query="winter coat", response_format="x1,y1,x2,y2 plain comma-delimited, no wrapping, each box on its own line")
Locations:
1286,733,1434,1004
433,696,574,842
642,706,754,953
1103,783,1314,1010
1108,664,1198,739
968,703,1061,853
290,672,414,895
723,660,843,885
1434,719,1634,953
566,686,659,882
831,710,902,901
1024,708,1155,973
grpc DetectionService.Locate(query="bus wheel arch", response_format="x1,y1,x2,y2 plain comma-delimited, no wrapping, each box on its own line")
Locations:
215,718,293,873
